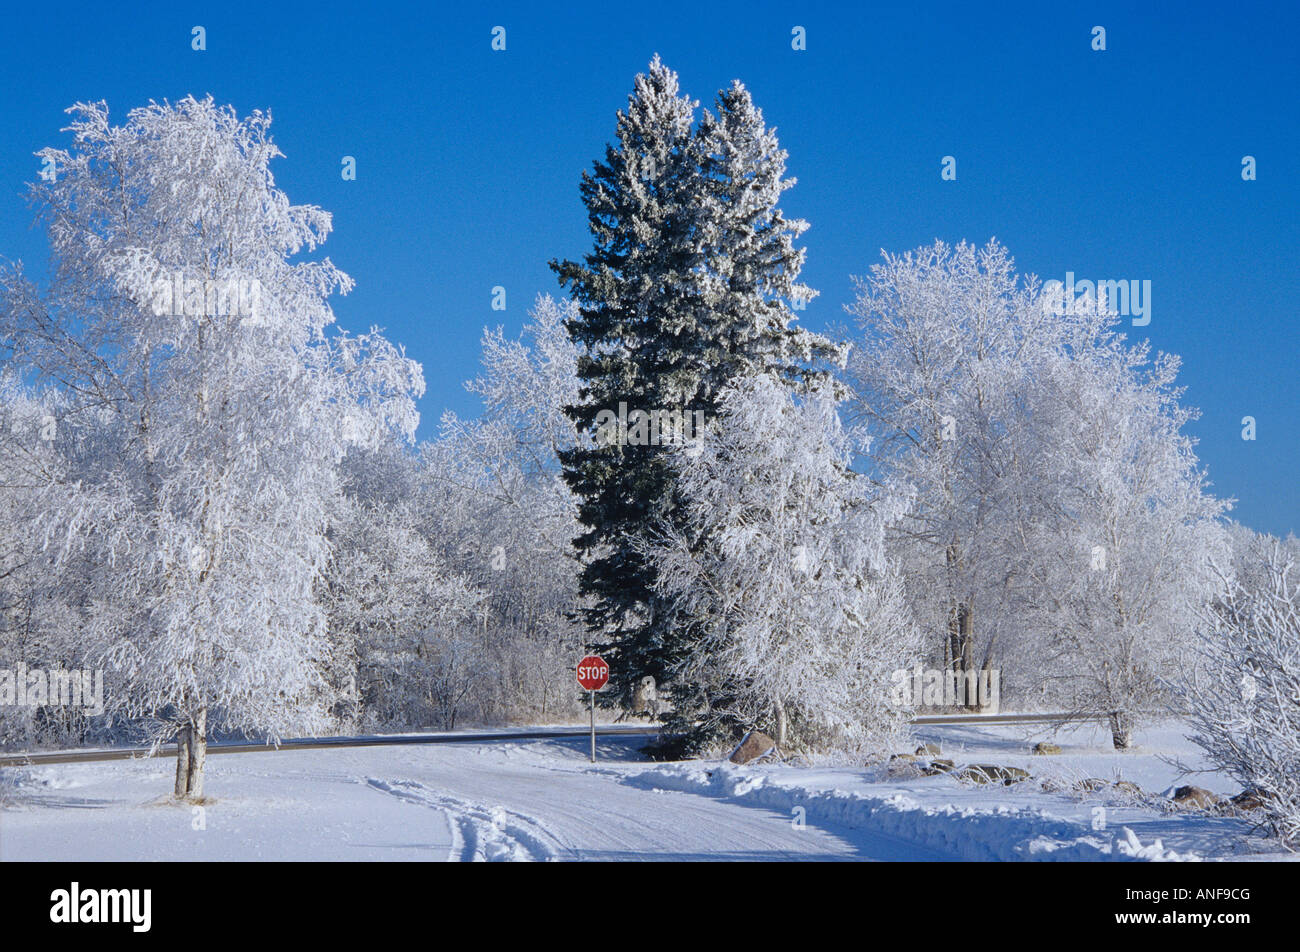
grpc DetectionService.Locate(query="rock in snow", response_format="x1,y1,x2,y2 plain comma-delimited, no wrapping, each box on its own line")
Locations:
1170,785,1222,810
729,731,777,764
958,764,1031,785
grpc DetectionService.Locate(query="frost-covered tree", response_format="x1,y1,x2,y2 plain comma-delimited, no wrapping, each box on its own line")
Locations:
552,57,703,709
846,240,1049,703
0,379,94,747
847,241,1228,742
691,81,837,395
324,491,484,730
1176,548,1300,845
648,374,917,753
1001,295,1229,746
554,60,837,716
0,98,423,796
1223,521,1300,598
423,295,588,724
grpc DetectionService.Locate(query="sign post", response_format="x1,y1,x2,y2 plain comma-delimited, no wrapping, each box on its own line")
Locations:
576,655,609,762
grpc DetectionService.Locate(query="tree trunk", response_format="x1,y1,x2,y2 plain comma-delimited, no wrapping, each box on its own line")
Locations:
948,602,976,708
959,605,975,709
947,607,961,697
773,697,787,749
979,652,998,713
174,724,191,798
1109,710,1133,750
185,707,207,799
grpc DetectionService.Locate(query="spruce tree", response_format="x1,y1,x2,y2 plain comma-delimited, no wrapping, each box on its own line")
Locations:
554,60,838,744
551,56,701,711
658,82,844,747
692,81,839,392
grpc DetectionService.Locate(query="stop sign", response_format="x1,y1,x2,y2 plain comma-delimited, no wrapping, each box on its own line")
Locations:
577,655,609,691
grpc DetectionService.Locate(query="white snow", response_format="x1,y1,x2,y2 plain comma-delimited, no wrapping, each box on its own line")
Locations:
2,721,1294,862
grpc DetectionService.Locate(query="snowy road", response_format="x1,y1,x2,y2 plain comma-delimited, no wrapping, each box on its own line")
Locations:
9,722,1281,861
0,734,953,861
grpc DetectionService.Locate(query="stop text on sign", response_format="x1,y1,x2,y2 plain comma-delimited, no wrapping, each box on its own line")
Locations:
577,655,609,691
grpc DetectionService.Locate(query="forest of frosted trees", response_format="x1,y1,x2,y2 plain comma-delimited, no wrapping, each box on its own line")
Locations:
0,60,1295,839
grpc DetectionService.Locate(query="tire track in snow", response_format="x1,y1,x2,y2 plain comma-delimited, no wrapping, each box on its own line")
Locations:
362,777,571,862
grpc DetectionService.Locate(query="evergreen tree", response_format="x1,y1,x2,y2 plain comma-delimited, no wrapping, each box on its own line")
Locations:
553,60,838,731
693,82,837,389
551,57,702,710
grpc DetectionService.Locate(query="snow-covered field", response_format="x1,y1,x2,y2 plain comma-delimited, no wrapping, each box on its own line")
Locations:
1,720,1293,862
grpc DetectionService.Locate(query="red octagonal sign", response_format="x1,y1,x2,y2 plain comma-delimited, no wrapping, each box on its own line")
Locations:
577,655,609,691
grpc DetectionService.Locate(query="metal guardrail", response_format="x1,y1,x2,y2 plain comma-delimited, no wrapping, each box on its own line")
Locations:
0,724,661,767
910,711,1121,727
0,712,1127,767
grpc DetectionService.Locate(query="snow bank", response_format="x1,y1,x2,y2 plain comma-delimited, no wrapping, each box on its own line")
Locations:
626,763,1199,862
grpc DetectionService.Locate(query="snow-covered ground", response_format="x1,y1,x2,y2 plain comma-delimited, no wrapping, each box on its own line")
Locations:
1,720,1292,861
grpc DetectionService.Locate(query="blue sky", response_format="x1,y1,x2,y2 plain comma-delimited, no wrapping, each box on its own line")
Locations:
0,1,1295,535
